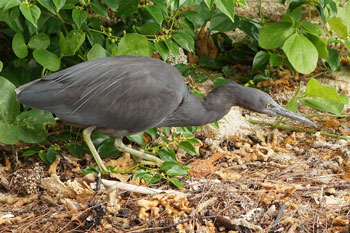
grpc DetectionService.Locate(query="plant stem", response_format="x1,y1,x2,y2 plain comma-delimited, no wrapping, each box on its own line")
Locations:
308,4,312,22
259,0,264,24
306,114,350,118
304,71,330,79
248,120,350,140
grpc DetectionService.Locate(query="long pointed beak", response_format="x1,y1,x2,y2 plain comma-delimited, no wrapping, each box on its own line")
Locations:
270,104,317,128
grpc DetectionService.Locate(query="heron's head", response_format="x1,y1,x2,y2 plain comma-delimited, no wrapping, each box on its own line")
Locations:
232,84,316,127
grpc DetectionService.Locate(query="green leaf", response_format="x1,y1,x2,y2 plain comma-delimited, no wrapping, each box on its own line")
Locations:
305,34,328,59
172,30,194,53
305,78,342,103
186,138,201,145
39,146,58,163
195,1,212,23
133,171,152,183
193,73,208,83
72,9,88,29
175,64,195,76
97,139,122,158
117,33,149,56
258,22,294,49
3,0,20,11
158,148,176,161
136,22,161,35
286,6,302,22
19,2,41,28
22,150,38,157
127,132,145,146
213,76,227,88
91,131,110,147
66,142,87,158
181,18,196,36
154,41,169,61
12,33,28,58
189,86,205,97
252,51,269,71
285,86,301,113
283,33,318,74
0,61,2,72
301,77,346,116
133,170,161,186
337,2,350,35
164,39,179,56
161,127,170,137
169,177,183,189
87,44,109,60
204,0,215,9
340,94,349,105
215,0,235,22
182,10,203,29
149,174,162,185
115,0,137,17
199,56,224,69
0,0,5,8
179,141,197,155
37,0,55,14
209,12,236,32
269,54,282,67
237,18,260,42
146,5,163,25
53,0,65,12
33,49,61,71
285,95,298,113
103,0,119,11
300,96,344,115
28,33,50,49
300,21,324,36
327,18,348,38
145,128,157,140
0,77,20,134
60,30,86,57
222,65,236,77
236,0,248,7
91,0,108,18
326,48,340,71
0,78,56,144
59,32,67,57
80,166,99,175
161,161,188,176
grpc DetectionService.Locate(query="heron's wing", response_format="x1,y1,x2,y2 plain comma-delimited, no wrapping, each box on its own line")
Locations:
17,56,186,134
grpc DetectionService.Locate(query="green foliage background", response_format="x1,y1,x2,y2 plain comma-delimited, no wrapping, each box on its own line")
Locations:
0,0,349,181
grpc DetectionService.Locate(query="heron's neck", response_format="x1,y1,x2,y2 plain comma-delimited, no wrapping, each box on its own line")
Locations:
162,84,235,127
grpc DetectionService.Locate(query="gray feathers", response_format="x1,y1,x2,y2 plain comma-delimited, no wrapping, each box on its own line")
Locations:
17,56,187,135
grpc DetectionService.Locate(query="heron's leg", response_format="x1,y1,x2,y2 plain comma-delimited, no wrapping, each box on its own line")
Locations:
114,138,163,166
83,126,109,174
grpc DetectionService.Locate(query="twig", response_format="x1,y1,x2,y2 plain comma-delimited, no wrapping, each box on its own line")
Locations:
101,179,188,196
271,203,286,229
129,215,260,233
306,114,350,118
297,184,350,192
129,216,218,233
247,120,350,140
95,173,101,191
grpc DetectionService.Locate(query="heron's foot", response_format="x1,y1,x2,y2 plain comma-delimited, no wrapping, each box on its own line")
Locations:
83,126,110,174
114,138,163,166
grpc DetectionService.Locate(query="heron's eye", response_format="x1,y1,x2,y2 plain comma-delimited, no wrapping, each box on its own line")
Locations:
266,104,271,109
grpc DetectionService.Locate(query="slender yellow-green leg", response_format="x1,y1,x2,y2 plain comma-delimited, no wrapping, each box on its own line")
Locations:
83,126,109,174
114,138,163,166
